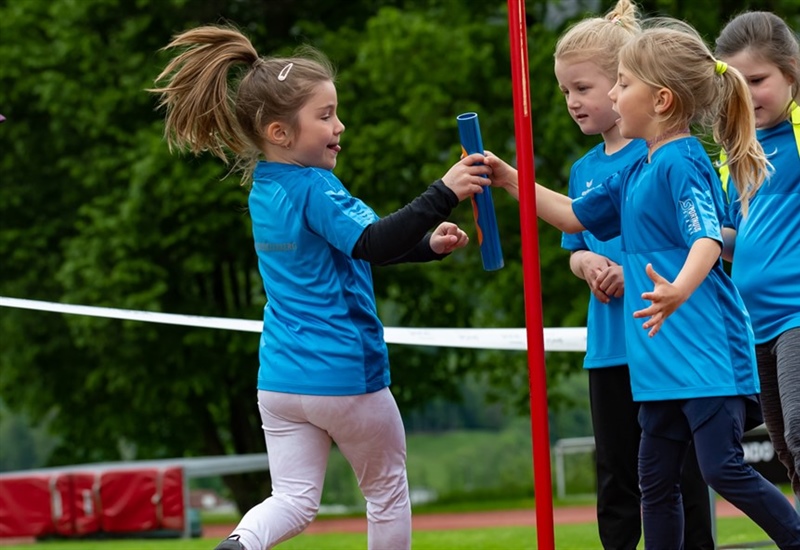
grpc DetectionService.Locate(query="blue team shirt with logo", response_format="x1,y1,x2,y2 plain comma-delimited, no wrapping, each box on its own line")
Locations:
562,140,647,369
572,137,759,402
249,161,390,395
724,119,800,344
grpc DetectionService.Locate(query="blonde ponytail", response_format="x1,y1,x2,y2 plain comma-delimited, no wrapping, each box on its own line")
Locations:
712,62,770,216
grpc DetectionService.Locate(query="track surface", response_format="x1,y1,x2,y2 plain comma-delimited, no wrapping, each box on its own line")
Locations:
0,500,761,546
203,499,748,537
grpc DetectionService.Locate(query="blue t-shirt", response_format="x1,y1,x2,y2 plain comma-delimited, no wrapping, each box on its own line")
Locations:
562,140,647,369
572,137,759,402
724,119,800,344
249,161,390,395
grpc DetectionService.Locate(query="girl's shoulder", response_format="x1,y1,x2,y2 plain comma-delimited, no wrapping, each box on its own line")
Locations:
757,117,796,148
645,139,720,194
651,137,712,170
574,139,647,166
254,162,344,189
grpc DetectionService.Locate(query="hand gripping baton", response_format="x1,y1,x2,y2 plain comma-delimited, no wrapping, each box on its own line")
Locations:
457,112,504,271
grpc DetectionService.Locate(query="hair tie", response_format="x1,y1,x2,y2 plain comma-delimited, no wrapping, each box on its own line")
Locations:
278,63,294,81
715,60,728,75
610,16,622,26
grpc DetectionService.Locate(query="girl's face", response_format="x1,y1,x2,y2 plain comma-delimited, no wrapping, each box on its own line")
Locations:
289,80,345,170
554,58,619,138
608,63,659,142
722,49,794,129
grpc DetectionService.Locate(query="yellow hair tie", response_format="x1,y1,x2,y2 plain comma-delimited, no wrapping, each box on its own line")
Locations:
715,60,728,75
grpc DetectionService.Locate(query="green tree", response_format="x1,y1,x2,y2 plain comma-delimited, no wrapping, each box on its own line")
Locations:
0,0,534,512
1,0,793,512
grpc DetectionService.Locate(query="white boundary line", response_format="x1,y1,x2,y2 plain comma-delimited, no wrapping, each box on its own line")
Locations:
0,297,586,352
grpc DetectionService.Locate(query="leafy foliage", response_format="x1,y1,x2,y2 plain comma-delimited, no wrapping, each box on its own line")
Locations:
0,0,792,511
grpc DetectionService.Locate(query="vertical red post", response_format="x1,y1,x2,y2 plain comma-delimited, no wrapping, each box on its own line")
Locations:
506,1,555,548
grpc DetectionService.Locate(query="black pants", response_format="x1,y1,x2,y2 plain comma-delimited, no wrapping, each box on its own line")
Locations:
589,366,714,550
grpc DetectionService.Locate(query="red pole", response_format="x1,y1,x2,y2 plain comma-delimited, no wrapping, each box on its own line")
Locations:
506,1,555,548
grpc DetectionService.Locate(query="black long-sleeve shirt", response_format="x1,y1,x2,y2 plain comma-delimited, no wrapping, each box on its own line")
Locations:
351,180,459,265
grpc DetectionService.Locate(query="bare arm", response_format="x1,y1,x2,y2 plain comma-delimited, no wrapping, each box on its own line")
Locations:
569,250,592,280
484,153,585,233
634,237,722,337
535,184,585,233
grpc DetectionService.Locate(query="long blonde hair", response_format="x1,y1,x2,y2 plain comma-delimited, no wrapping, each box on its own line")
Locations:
619,20,769,215
554,0,641,80
149,25,335,181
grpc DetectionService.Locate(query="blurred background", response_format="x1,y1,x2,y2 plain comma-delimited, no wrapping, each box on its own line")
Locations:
1,0,796,515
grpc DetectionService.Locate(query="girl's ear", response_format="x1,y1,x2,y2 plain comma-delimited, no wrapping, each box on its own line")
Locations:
265,121,293,148
653,87,674,115
787,58,797,86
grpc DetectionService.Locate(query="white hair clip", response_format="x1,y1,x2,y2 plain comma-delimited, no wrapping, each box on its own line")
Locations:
278,63,294,81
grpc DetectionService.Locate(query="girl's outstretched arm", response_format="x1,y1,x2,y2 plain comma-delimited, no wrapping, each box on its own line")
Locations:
484,151,520,200
536,184,585,233
634,237,722,337
484,152,585,233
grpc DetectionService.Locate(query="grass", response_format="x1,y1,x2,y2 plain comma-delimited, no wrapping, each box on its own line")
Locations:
0,508,780,549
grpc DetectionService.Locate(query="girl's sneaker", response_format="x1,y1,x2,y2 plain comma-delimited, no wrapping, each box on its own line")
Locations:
214,534,245,550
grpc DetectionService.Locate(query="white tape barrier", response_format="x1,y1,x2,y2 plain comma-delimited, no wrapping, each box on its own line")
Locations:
0,297,587,352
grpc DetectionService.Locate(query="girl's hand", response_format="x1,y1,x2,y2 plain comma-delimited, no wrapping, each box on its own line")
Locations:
441,153,492,201
633,263,687,337
573,251,613,303
430,222,469,254
595,263,624,300
634,238,720,336
484,151,519,200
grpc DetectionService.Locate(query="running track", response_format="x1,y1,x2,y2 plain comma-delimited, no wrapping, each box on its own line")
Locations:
204,500,748,537
0,500,758,545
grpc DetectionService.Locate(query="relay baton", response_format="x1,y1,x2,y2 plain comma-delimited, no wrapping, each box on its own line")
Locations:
457,112,504,271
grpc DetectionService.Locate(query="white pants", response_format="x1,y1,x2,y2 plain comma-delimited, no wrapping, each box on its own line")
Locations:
232,388,411,550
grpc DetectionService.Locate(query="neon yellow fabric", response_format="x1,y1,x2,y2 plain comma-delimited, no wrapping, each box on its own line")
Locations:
719,100,800,194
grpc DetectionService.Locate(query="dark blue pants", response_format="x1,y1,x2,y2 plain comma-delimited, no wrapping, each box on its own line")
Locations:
590,366,713,549
639,396,800,549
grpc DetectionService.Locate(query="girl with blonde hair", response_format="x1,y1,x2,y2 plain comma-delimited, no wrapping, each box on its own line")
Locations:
489,18,800,549
500,1,713,546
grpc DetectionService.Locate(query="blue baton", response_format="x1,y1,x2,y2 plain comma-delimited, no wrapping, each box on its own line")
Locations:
457,112,504,271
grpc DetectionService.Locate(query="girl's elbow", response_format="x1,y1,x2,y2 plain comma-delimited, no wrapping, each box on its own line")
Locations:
565,219,585,234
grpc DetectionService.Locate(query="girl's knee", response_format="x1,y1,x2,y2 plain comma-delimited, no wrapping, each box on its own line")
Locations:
362,477,410,517
700,461,750,495
274,492,320,526
294,496,321,525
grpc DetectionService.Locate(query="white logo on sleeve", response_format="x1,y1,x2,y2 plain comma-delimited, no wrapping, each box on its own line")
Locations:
679,199,702,235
